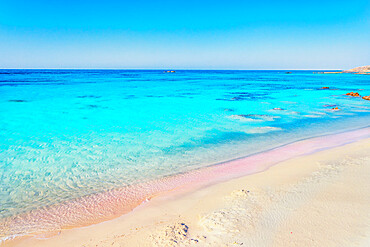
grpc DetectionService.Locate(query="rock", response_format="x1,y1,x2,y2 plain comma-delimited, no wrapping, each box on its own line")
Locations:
320,87,338,90
345,92,360,97
362,96,370,100
342,65,370,73
331,107,340,111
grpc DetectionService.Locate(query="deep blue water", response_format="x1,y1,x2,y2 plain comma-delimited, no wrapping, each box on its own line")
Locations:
0,70,369,223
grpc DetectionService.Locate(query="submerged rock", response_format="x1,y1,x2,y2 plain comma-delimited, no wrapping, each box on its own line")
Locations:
362,96,370,100
246,126,282,134
321,87,330,89
345,92,360,97
8,99,27,102
229,114,279,122
77,95,101,99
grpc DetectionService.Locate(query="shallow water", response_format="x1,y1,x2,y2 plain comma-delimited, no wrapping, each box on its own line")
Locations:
0,70,369,239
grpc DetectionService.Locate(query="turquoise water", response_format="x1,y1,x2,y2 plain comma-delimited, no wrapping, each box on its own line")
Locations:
0,70,369,226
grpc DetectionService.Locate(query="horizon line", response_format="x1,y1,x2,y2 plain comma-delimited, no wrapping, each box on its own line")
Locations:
0,68,345,71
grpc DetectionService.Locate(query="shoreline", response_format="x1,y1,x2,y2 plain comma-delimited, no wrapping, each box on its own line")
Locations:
6,133,370,246
2,127,370,246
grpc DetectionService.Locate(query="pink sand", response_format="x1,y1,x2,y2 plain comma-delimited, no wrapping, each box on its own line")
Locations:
1,127,369,242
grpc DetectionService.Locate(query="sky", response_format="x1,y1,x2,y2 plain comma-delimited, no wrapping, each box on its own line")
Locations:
0,0,369,69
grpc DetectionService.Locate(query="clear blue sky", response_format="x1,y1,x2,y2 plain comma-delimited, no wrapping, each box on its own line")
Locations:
0,0,369,69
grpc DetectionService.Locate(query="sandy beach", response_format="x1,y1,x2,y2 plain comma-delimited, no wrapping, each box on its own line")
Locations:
5,134,370,247
2,0,369,245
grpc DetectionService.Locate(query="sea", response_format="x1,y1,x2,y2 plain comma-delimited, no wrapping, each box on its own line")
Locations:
0,70,369,240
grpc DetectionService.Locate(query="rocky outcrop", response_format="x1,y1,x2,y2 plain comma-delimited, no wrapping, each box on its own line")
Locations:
343,66,370,73
362,96,370,101
346,92,360,97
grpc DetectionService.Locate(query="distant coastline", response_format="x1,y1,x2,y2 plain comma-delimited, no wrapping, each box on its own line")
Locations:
342,65,370,73
314,65,370,75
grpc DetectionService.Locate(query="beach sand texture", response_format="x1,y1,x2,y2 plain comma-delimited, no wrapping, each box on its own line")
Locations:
6,137,370,247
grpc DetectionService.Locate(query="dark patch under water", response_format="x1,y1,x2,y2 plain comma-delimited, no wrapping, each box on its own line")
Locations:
77,95,102,99
8,99,27,102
